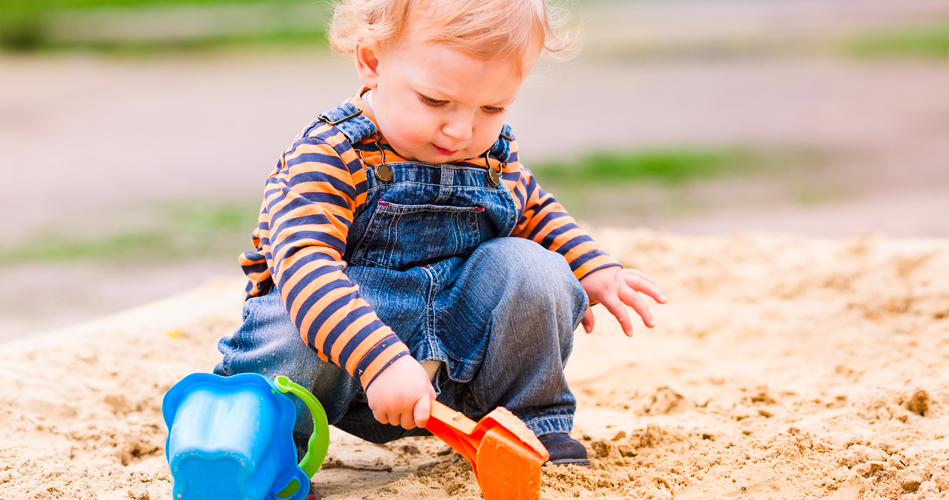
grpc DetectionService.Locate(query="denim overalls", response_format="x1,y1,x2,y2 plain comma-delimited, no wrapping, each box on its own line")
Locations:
215,103,588,450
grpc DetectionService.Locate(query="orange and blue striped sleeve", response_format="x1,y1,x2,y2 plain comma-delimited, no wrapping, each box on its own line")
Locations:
261,121,410,389
509,165,621,280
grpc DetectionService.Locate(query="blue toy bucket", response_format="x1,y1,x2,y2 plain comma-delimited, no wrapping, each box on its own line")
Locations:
162,373,329,500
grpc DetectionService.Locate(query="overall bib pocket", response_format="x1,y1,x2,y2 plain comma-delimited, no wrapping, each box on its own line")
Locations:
350,201,485,271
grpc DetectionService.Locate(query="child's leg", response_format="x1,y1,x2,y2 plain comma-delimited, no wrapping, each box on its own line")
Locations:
438,237,588,438
214,289,424,450
215,238,586,449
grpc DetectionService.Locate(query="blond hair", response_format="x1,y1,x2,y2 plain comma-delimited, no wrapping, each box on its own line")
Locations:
329,0,576,71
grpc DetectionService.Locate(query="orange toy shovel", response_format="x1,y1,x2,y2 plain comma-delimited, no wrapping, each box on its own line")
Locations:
426,400,549,500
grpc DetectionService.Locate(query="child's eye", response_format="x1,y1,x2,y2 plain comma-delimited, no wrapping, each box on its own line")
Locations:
419,94,448,107
482,106,506,115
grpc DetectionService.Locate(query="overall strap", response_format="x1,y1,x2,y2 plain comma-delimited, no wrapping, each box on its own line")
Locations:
319,103,514,169
480,123,516,187
487,123,515,163
317,102,379,144
318,102,393,181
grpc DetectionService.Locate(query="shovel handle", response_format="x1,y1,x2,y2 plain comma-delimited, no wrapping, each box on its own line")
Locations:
427,400,481,468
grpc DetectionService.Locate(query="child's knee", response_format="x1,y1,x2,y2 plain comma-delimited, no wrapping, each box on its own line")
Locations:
215,292,305,376
467,239,587,358
482,238,586,314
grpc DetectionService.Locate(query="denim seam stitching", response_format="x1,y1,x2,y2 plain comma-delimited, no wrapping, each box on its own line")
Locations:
350,202,385,266
422,265,438,364
384,204,486,214
382,161,503,172
489,172,519,236
384,207,403,268
525,415,574,436
450,210,461,256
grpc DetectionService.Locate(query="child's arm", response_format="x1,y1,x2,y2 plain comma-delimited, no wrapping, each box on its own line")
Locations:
578,266,667,336
508,165,621,280
263,123,432,428
508,163,666,333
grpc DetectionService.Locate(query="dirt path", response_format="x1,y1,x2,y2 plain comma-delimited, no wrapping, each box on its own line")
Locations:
2,54,947,241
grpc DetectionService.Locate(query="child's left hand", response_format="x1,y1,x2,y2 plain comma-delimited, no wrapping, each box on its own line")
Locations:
579,266,667,336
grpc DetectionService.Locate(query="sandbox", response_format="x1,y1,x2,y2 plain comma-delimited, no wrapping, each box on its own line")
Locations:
1,229,947,499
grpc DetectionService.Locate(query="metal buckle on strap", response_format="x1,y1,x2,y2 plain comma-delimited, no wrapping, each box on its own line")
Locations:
483,151,503,187
319,108,363,126
356,140,393,182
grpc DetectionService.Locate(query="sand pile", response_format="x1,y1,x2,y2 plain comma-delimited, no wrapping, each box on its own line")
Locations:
1,230,947,499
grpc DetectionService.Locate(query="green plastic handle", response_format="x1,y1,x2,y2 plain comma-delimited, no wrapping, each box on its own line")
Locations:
273,375,330,482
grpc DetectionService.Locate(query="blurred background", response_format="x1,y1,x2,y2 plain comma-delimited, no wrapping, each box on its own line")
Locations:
1,0,948,341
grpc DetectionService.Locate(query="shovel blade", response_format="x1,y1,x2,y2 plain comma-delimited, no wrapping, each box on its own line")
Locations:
427,402,549,500
476,425,545,500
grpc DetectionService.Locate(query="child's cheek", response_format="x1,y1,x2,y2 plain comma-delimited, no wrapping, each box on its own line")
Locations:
407,114,436,147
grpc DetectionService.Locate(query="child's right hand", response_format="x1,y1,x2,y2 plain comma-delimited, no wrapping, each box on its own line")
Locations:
365,355,437,430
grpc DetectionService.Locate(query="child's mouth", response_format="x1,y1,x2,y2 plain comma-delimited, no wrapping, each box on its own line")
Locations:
433,145,458,157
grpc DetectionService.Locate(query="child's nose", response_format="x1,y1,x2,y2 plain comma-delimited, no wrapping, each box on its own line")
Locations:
441,112,473,143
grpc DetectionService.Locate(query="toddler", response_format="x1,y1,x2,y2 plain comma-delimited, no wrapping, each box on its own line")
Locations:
215,0,666,466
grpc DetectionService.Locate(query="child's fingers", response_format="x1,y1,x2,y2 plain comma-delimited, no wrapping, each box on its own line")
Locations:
400,409,416,430
624,268,658,286
623,270,668,304
618,283,655,328
599,296,633,336
372,406,389,425
377,404,402,427
581,305,594,333
623,267,656,284
413,395,432,429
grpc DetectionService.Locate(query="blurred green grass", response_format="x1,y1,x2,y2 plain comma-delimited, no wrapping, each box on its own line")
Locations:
0,146,832,266
0,0,331,52
847,23,949,59
0,203,260,265
36,30,328,55
530,147,759,186
3,0,948,59
530,145,832,221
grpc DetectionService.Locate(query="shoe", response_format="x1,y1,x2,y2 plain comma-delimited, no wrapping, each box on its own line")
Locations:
538,433,590,466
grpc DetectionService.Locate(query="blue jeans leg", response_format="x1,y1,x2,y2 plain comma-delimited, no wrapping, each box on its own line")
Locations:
214,288,431,448
436,237,588,437
215,237,588,446
214,291,361,445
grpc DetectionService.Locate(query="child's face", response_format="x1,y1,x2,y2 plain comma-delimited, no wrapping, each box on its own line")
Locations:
356,29,539,164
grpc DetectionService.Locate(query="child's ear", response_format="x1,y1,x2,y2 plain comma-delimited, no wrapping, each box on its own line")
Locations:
355,42,381,89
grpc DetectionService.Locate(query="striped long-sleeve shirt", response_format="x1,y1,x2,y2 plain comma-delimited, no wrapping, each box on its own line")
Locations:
240,92,620,389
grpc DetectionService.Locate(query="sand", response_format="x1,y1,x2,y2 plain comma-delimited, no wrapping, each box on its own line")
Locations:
1,229,948,500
